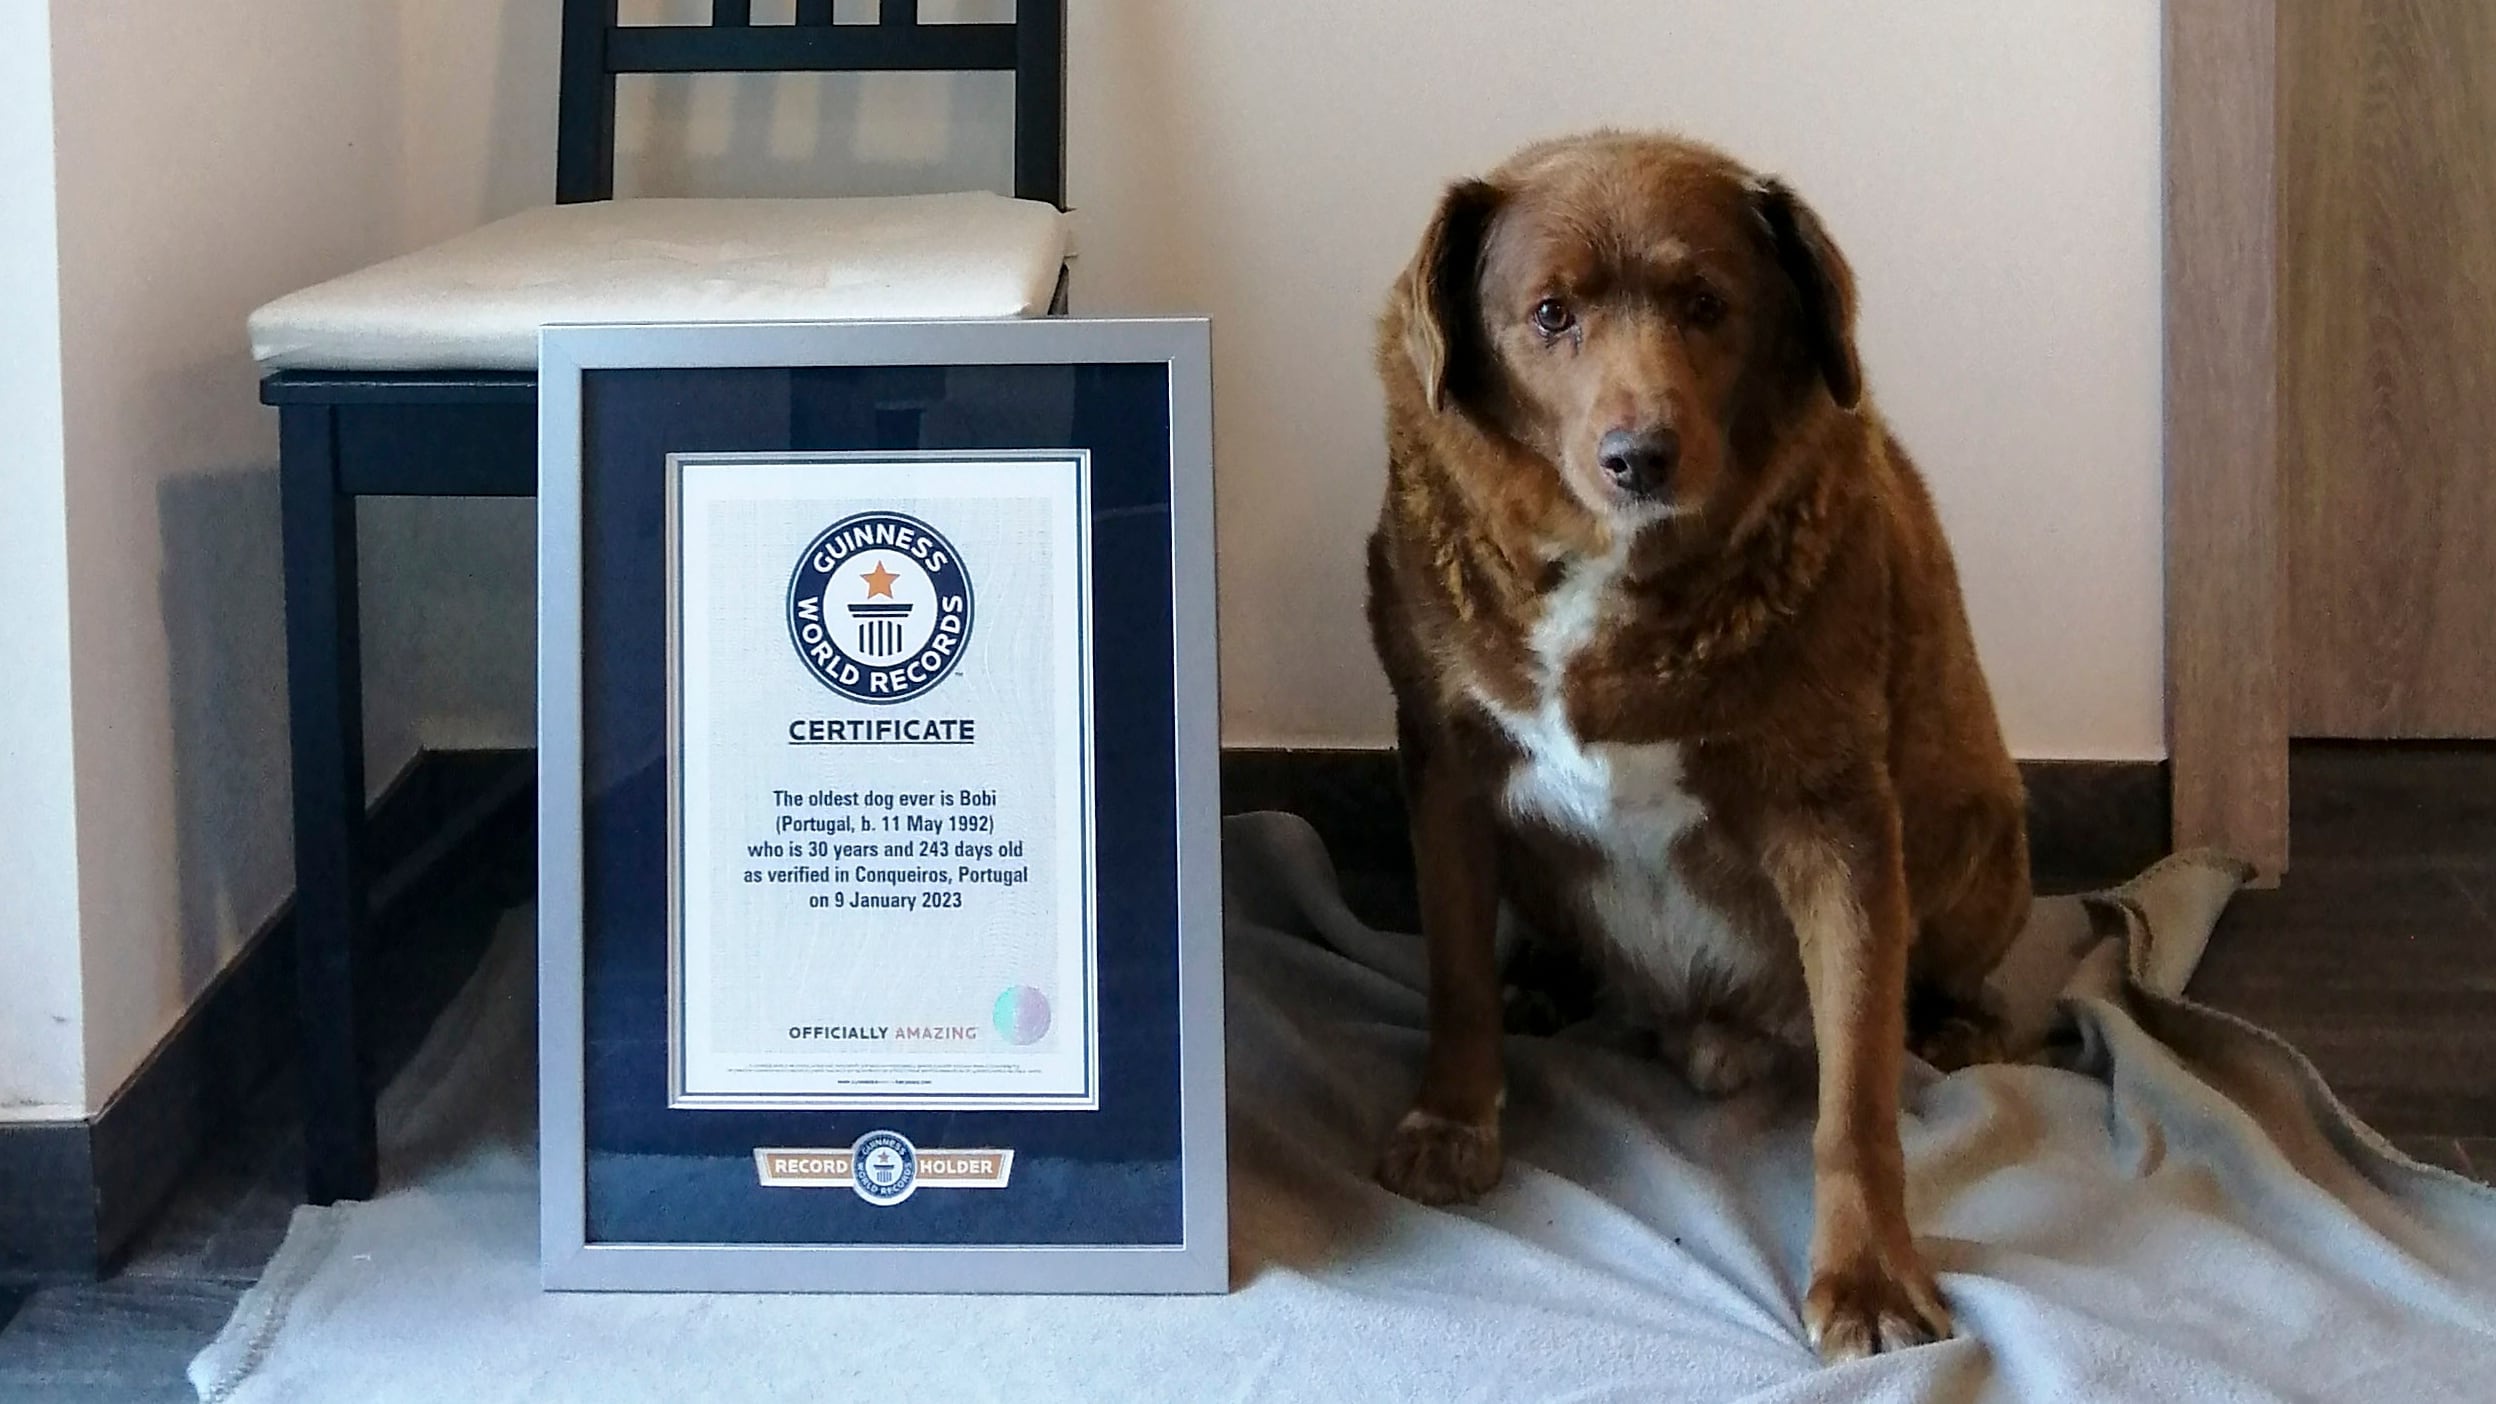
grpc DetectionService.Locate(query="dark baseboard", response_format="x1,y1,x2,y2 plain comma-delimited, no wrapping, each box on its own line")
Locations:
1219,747,2170,899
0,749,534,1281
1221,747,1410,876
0,741,2160,1277
2018,759,2173,894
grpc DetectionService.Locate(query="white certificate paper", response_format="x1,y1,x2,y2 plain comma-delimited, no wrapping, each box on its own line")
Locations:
668,451,1097,1110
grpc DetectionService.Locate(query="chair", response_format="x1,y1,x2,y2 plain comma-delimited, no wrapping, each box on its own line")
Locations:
251,0,1068,1205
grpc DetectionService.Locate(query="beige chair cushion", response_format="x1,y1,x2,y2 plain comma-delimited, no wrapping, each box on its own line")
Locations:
248,192,1070,372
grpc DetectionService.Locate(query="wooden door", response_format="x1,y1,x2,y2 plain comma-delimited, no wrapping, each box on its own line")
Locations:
2281,1,2496,737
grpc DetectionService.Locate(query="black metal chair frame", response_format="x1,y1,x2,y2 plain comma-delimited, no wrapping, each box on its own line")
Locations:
272,0,1066,1204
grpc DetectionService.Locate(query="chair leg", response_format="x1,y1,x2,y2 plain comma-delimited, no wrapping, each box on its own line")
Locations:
279,404,376,1204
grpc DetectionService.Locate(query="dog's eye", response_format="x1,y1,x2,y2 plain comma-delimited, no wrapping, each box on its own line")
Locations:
1530,298,1576,338
1686,289,1728,328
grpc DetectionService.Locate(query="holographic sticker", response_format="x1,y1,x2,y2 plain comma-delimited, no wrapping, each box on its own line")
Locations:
992,985,1052,1046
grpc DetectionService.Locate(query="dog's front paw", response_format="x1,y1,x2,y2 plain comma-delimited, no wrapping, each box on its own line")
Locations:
1804,1248,1952,1362
1376,1109,1502,1205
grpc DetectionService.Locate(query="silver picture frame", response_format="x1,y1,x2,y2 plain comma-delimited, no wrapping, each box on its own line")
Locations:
536,318,1224,1293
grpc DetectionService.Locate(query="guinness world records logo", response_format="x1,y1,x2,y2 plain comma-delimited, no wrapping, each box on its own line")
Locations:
849,1130,918,1206
787,511,974,704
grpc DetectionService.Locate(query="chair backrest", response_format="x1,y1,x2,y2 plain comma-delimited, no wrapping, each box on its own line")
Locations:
556,0,1065,208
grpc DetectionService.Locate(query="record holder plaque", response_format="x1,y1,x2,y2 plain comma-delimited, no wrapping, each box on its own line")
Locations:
537,319,1223,1293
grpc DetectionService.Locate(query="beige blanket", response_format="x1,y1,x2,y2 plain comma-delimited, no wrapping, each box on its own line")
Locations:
193,813,2496,1402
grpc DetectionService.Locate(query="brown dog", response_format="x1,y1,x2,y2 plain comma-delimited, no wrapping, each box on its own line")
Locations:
1364,131,2030,1360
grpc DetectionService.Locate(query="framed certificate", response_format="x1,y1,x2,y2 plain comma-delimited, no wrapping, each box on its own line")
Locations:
670,451,1101,1114
537,319,1223,1293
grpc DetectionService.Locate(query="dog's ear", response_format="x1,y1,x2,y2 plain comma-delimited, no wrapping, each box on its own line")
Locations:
1398,179,1502,413
1750,176,1862,410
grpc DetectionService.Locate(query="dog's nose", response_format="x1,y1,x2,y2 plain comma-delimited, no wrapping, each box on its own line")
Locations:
1598,427,1680,498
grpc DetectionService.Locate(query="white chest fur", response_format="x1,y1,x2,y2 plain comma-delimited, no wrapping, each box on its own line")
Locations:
1471,545,1766,1010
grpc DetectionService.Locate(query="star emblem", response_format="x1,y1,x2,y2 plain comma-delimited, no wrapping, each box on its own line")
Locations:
860,561,900,599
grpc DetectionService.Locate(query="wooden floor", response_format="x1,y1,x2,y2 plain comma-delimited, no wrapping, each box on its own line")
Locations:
0,810,525,1403
0,1088,301,1402
1,744,2491,1398
2189,745,2496,1173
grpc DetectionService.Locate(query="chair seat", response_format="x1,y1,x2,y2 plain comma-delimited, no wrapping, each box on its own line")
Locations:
248,192,1071,372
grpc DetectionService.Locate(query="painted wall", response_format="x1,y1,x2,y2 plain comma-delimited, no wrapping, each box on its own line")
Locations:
0,2,84,1120
385,0,2167,763
11,0,2165,1114
350,0,561,782
1065,1,2165,758
45,0,408,1110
